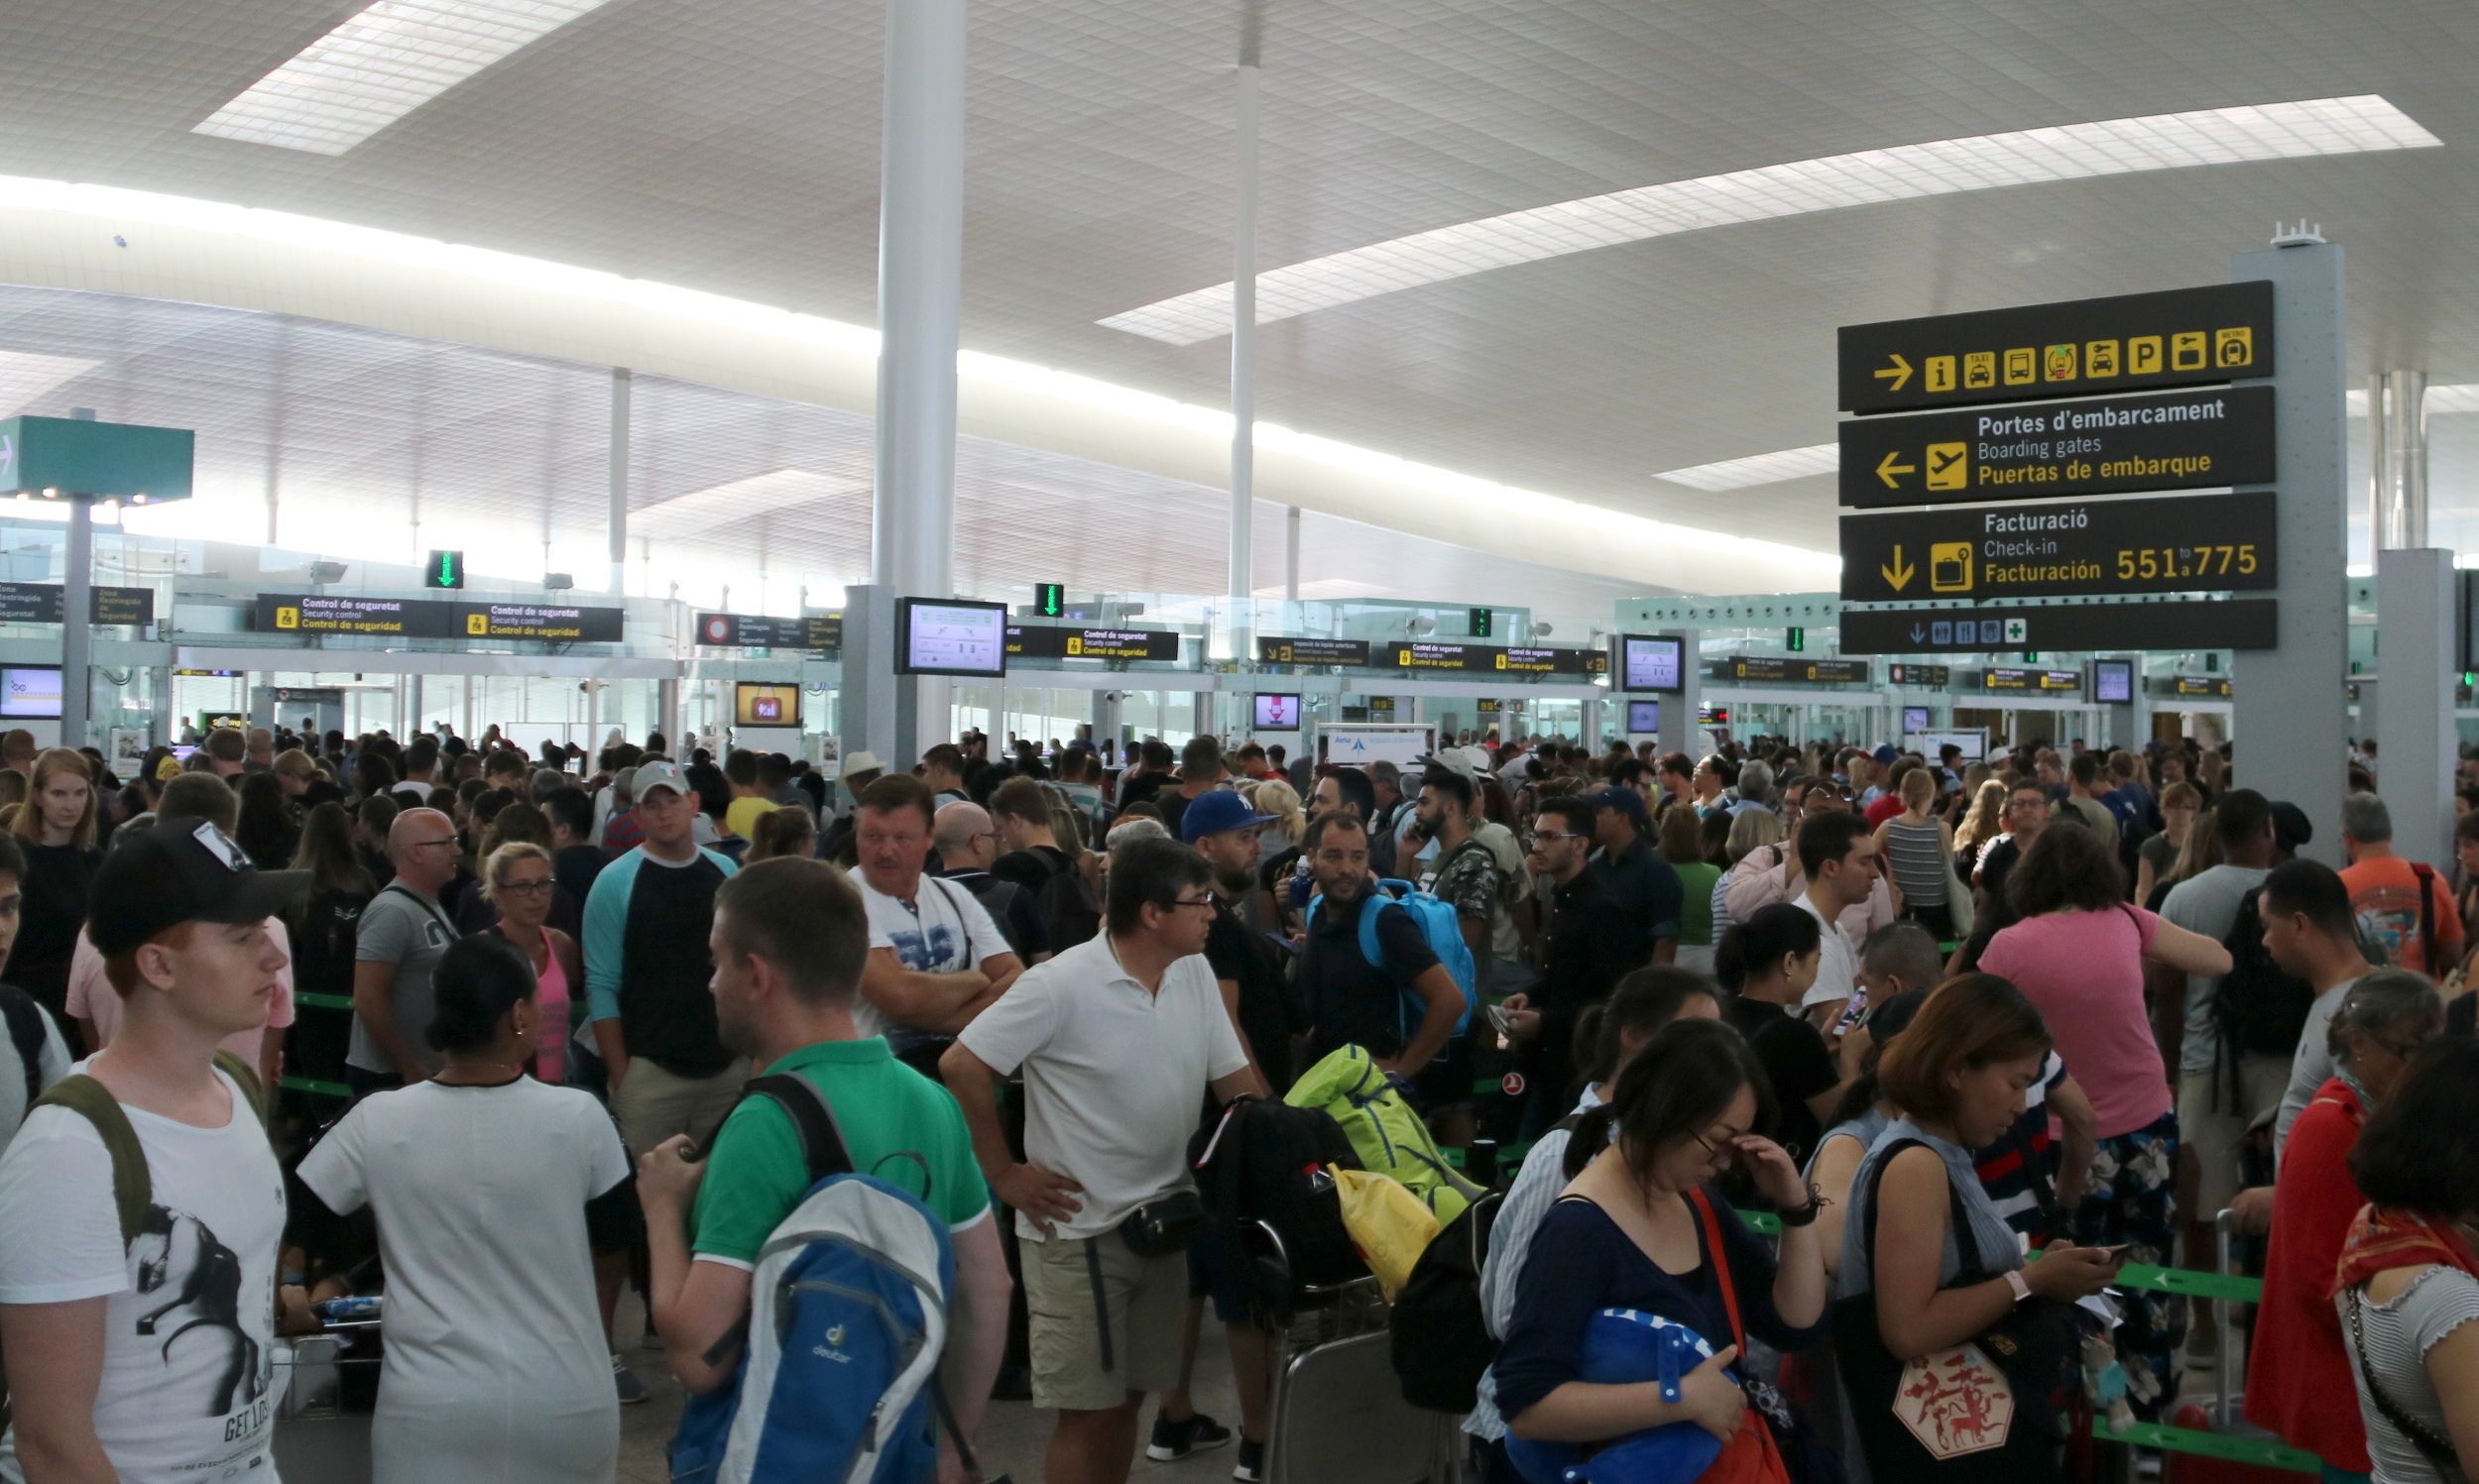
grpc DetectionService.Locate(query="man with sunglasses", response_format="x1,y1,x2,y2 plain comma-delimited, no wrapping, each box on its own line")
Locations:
1499,796,1636,1137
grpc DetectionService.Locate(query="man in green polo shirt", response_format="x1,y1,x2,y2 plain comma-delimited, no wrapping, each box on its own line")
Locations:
635,856,1011,1478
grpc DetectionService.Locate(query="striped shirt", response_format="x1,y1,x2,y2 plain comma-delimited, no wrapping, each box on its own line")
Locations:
1880,816,1948,906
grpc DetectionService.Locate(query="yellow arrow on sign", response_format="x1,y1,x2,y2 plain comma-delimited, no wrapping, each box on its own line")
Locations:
1874,353,1914,392
1875,450,1916,488
1881,545,1916,592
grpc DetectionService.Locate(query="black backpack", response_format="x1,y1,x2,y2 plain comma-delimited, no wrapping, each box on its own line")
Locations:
2214,888,2320,1073
1189,1096,1363,1322
1034,851,1102,954
1389,1191,1503,1412
1,984,51,1108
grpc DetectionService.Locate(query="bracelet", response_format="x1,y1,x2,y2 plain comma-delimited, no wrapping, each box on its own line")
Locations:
1777,1187,1828,1228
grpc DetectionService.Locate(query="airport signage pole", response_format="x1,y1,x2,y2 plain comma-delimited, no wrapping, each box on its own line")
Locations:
2230,233,2347,867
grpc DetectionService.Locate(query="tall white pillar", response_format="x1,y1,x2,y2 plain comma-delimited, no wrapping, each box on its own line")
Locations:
607,368,631,596
1227,60,1260,660
2370,370,2427,552
870,0,967,762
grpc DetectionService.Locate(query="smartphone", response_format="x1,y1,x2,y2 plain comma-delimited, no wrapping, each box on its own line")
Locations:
1485,1003,1512,1037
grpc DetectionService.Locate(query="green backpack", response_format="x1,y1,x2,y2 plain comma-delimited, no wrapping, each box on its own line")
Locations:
0,1053,269,1419
1284,1044,1482,1223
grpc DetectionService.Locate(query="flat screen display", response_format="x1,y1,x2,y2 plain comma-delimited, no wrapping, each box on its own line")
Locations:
1252,693,1301,730
1619,634,1685,693
734,683,800,728
1903,706,1931,734
897,599,1008,677
0,666,61,719
1626,700,1661,733
2092,658,2135,704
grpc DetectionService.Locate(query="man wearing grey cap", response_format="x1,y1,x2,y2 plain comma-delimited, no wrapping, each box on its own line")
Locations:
0,820,304,1482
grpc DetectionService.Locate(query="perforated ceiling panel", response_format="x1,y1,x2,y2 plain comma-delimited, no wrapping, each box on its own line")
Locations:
0,0,2473,557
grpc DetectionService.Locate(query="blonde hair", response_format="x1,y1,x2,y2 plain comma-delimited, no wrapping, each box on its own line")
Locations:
1251,777,1305,846
273,747,318,782
1953,778,2008,856
480,841,552,902
14,748,97,850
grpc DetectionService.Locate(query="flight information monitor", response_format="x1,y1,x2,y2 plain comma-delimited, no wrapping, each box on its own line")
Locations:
897,599,1008,677
1619,634,1685,693
1626,700,1661,733
0,665,61,719
2092,658,2135,704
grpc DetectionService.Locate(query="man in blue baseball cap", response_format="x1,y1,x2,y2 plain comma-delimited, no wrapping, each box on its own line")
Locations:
1159,786,1289,1471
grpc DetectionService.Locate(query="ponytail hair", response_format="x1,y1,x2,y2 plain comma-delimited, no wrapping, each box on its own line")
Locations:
1574,967,1721,1086
1712,901,1823,993
1565,1018,1770,1181
425,934,538,1054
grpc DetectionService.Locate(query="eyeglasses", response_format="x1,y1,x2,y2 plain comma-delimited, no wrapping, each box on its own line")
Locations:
1167,897,1216,912
1526,830,1579,848
498,878,554,896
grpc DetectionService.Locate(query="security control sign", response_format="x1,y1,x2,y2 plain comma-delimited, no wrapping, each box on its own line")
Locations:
1837,386,2275,509
1838,492,2278,604
1715,656,1871,685
1256,635,1371,666
695,612,844,651
1981,667,2082,694
254,593,622,641
1006,626,1181,662
461,603,623,642
2174,676,2234,698
0,582,155,626
1839,282,2274,414
1839,599,2278,655
1386,642,1607,675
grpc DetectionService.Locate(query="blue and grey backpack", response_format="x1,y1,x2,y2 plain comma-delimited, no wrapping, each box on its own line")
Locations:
668,1074,979,1484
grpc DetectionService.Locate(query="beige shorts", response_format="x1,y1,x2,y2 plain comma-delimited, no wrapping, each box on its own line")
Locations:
1021,1231,1187,1412
2176,1054,2289,1218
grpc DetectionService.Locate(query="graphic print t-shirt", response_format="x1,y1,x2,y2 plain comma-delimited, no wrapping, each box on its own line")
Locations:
0,1068,285,1483
847,868,1011,1049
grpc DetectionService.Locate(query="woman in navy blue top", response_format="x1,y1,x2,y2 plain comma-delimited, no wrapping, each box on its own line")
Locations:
1497,1017,1830,1456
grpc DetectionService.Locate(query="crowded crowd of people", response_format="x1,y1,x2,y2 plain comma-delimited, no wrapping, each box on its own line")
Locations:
0,717,2474,1484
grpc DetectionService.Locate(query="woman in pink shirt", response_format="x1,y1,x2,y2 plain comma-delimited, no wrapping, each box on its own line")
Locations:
1977,823,2229,1421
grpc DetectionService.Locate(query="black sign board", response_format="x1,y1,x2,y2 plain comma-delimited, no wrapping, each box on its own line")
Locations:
1838,492,2278,604
1839,599,2277,655
1839,282,2275,414
1837,386,2275,509
1887,662,1951,688
1981,667,2082,693
694,612,843,651
0,582,155,626
1713,656,1871,685
2173,675,2234,699
1256,635,1371,666
255,593,622,641
1384,641,1607,675
1006,626,1182,662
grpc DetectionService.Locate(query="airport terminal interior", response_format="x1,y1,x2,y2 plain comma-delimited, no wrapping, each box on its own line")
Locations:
4,3,2479,1483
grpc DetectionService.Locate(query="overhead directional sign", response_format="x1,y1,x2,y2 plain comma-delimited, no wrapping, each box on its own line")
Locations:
1838,282,2275,414
1838,492,2278,604
1387,641,1608,676
254,593,623,641
1981,666,2082,693
2173,675,2235,698
1887,663,1950,688
1006,626,1182,662
1838,386,2275,508
1839,599,2278,655
1713,656,1871,685
1256,635,1371,667
0,582,155,626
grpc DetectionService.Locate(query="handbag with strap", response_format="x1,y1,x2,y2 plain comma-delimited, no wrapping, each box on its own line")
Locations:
1829,1141,2080,1482
1686,1189,1801,1484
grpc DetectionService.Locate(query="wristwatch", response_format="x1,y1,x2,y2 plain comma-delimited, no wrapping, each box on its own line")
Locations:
2003,1270,2032,1305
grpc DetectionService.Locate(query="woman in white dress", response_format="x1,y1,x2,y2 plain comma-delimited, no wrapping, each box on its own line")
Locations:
298,934,631,1484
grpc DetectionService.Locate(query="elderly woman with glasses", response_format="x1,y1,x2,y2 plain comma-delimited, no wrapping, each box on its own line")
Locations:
479,841,582,1083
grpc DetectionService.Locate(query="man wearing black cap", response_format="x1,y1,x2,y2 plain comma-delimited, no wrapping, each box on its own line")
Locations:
1584,785,1680,966
0,821,303,1481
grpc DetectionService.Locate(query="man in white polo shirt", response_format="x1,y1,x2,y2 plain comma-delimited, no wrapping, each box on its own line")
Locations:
944,836,1265,1484
1791,810,1880,1033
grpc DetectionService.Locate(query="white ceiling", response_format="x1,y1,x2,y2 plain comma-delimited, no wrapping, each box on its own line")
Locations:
0,284,1657,626
2,0,2478,557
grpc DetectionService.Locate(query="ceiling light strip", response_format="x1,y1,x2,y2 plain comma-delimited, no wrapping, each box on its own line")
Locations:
1103,95,2438,345
1656,443,1840,492
193,0,616,156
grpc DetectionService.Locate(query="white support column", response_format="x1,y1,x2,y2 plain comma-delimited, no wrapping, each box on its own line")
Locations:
608,368,631,596
1284,505,1301,602
870,0,966,762
1227,59,1260,661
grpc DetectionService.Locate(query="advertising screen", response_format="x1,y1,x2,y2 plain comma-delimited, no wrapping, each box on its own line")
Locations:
1626,700,1661,733
0,666,61,720
734,683,801,728
898,599,1008,677
1252,693,1301,730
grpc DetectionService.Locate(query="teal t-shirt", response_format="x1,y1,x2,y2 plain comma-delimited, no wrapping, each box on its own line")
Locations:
688,1037,991,1264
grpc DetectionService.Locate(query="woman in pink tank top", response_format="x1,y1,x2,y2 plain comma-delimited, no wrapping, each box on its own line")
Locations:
481,843,584,1082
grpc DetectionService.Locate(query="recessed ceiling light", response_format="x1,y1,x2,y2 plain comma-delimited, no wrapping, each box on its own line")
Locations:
193,0,617,156
1103,95,2440,344
1656,443,1839,492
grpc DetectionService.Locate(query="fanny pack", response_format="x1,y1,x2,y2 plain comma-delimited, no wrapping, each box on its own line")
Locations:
1119,1189,1207,1256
